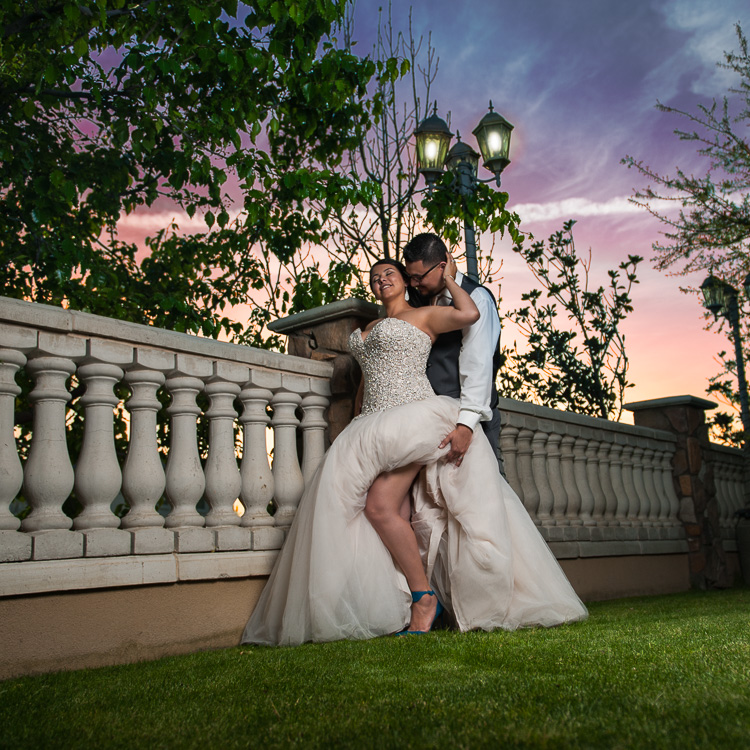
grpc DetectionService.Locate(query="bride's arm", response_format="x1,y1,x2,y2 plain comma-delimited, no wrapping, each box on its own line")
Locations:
426,256,480,335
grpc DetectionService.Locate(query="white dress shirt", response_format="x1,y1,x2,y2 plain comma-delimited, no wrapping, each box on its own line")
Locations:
432,271,501,431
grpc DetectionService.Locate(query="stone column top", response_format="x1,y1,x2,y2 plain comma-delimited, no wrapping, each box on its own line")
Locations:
624,395,717,413
268,299,382,335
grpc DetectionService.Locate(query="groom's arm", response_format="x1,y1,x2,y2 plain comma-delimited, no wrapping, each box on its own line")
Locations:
440,288,500,465
457,287,500,430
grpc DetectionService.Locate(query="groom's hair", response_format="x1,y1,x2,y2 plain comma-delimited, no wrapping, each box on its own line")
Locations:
403,233,448,265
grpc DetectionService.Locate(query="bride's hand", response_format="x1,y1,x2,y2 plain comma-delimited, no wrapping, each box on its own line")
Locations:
443,254,458,282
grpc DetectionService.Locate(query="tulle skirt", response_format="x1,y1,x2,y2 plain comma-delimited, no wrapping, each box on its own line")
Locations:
242,396,587,646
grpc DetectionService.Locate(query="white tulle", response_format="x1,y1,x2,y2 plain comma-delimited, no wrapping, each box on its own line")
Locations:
242,395,587,646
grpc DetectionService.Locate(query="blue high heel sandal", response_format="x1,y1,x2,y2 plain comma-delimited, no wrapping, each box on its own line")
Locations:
396,590,444,636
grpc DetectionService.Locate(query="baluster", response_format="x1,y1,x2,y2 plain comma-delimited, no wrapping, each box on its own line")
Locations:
660,450,681,530
560,435,581,526
516,428,539,519
271,390,304,527
574,437,595,527
651,448,671,527
532,431,553,526
585,439,605,525
621,445,640,528
598,441,617,526
300,393,329,486
642,448,661,529
499,425,521,499
21,357,76,532
204,380,242,527
73,363,124,531
546,433,569,525
164,375,205,528
609,443,628,526
631,446,650,529
121,369,167,529
730,460,745,524
0,349,25,531
239,387,275,528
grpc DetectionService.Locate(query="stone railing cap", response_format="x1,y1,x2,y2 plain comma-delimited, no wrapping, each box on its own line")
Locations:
268,298,382,334
0,295,333,379
624,395,717,412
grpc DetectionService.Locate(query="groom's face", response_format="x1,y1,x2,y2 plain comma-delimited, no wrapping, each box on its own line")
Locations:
405,259,445,298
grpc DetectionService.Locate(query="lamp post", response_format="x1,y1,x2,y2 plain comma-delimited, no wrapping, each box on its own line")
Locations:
700,273,750,439
414,102,513,282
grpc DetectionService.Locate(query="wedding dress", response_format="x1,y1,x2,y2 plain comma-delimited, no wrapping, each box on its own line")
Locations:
242,317,587,646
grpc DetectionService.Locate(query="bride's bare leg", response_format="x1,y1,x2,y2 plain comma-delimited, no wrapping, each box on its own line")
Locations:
365,463,438,632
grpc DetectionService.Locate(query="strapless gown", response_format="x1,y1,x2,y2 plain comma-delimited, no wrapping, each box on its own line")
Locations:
242,317,587,645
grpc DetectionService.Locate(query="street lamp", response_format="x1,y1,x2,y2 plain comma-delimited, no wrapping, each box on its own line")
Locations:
700,274,750,439
414,101,514,282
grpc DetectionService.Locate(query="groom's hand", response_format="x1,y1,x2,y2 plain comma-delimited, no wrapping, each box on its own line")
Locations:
439,424,473,466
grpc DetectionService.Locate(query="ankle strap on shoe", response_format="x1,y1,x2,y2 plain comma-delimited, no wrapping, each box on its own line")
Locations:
411,590,436,603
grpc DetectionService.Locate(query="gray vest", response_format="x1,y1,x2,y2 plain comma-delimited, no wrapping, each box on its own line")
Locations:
425,275,501,410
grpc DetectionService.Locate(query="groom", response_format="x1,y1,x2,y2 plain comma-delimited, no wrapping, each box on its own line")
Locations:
403,232,502,467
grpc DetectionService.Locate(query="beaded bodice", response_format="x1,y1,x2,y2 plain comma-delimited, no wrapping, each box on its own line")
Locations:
349,317,435,417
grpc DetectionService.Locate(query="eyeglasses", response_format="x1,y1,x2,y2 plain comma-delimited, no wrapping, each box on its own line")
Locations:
408,261,442,284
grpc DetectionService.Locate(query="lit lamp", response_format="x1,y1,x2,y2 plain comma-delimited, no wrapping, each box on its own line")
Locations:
413,101,515,282
472,101,514,184
414,107,452,187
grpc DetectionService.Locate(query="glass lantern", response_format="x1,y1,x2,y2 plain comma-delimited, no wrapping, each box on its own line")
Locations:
415,108,452,183
472,101,513,178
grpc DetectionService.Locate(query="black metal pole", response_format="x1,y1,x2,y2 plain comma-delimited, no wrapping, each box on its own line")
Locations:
727,293,750,439
456,162,479,282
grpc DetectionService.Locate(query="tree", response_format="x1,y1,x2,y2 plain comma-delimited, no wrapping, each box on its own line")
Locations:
1,0,379,343
498,222,642,421
622,24,750,281
293,3,521,305
622,23,750,443
1,1,636,425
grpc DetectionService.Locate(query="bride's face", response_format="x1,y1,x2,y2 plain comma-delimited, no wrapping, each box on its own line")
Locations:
370,264,405,301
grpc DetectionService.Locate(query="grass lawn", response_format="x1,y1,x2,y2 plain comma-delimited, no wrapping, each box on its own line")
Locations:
1,589,749,749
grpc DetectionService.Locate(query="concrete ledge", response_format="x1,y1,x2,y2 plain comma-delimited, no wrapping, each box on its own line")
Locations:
497,396,678,445
0,295,333,381
548,539,689,559
560,553,691,601
0,577,267,680
0,550,278,597
267,298,382,334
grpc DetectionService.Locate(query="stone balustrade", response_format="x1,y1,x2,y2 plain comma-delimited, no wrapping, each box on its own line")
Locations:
496,397,687,561
0,296,332,595
1,296,746,599
707,444,747,548
3,296,749,679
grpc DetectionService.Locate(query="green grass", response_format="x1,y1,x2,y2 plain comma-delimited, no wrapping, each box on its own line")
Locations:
2,590,749,749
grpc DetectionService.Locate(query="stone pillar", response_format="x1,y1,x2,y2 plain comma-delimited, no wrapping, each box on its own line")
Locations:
625,395,731,589
268,299,381,441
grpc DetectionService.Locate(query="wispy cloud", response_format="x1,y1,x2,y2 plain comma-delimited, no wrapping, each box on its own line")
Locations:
513,196,675,223
117,211,209,232
648,0,749,99
117,209,243,233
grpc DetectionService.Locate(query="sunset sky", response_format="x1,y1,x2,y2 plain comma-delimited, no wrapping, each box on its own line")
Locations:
346,0,750,416
118,1,750,421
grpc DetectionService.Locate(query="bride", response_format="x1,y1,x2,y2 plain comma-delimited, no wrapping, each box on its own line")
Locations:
242,258,587,646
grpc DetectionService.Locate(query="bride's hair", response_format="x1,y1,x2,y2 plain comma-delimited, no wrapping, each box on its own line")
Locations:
369,259,410,287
